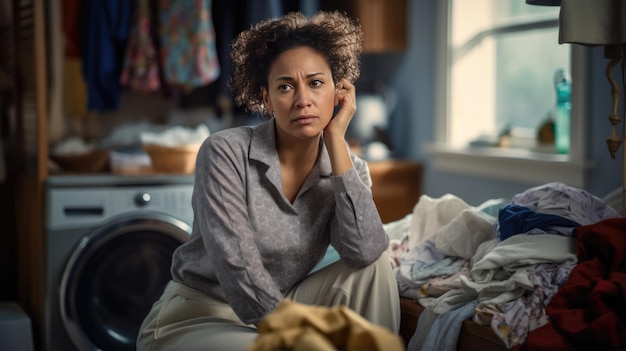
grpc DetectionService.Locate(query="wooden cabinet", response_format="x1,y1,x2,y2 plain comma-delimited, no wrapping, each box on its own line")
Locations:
319,0,407,52
10,0,49,347
369,160,422,223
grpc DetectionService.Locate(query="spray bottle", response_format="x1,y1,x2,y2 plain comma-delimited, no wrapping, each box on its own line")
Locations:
553,69,572,154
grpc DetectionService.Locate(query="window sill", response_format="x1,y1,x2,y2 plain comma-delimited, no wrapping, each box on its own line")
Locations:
427,143,592,187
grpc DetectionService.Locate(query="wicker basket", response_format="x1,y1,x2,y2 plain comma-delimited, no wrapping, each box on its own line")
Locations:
144,144,200,174
50,149,110,173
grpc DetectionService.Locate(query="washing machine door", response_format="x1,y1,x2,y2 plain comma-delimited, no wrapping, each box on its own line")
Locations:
60,212,191,351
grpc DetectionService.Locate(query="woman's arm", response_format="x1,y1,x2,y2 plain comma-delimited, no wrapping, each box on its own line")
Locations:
328,155,389,267
322,79,388,266
193,134,283,325
323,78,357,176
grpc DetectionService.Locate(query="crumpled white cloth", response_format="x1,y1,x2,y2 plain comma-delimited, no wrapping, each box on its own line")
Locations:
408,194,472,250
459,233,577,307
424,233,577,316
140,124,210,147
434,209,497,260
392,194,505,299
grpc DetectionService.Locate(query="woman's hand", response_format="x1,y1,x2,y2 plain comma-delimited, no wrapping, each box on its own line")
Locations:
323,78,357,140
323,78,356,176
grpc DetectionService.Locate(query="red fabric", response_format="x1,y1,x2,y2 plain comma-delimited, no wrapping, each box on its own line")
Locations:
62,0,82,57
514,323,578,351
521,218,626,350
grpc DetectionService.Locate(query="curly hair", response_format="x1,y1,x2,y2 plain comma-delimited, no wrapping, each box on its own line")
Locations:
228,11,363,119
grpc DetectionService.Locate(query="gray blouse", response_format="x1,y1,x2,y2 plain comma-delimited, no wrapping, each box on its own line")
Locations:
170,119,388,325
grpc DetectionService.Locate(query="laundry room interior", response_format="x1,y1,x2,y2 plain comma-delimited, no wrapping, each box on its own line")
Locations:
2,0,624,350
0,1,418,350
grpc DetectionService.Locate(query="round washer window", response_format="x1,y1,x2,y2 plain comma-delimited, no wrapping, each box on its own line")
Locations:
60,213,191,351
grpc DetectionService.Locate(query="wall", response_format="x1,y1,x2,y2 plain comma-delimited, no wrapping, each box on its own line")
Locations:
386,1,622,206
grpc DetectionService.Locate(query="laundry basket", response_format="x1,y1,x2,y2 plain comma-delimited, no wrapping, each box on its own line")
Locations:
50,149,110,173
144,144,200,174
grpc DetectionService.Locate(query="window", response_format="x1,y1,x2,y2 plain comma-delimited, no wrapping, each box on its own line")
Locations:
431,0,590,187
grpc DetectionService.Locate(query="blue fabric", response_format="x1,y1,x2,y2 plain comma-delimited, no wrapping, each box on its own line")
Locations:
409,240,465,282
81,0,132,111
498,204,581,240
423,301,478,351
159,0,220,88
407,305,438,351
409,301,478,351
308,245,340,274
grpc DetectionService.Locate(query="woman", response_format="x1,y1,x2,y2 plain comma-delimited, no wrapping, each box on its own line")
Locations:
137,10,400,350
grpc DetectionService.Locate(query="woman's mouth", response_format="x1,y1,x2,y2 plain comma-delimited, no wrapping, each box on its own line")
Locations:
293,115,317,125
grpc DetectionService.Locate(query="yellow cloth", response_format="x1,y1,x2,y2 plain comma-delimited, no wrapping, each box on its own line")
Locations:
63,58,88,119
247,299,404,351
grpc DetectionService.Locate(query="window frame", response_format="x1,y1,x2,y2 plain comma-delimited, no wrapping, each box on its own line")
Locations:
429,1,591,187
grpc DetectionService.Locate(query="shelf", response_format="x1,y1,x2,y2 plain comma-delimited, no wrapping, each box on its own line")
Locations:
427,143,592,187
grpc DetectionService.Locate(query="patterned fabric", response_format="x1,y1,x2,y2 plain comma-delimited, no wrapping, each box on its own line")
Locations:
158,0,220,90
510,182,621,226
487,263,574,348
120,0,162,94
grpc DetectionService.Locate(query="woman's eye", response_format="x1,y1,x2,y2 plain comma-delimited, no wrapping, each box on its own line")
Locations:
278,84,292,92
311,79,323,87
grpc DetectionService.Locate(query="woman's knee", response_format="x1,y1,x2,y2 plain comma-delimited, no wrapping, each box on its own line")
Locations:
367,252,396,281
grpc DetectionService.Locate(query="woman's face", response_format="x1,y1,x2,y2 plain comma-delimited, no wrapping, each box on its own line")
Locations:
262,46,336,142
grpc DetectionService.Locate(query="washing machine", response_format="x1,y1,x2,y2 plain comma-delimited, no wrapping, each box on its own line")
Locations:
44,175,195,351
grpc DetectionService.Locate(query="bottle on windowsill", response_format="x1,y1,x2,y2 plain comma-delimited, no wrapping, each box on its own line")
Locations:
553,69,572,154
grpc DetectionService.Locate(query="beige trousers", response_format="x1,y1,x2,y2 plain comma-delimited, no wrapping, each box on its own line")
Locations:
136,252,400,351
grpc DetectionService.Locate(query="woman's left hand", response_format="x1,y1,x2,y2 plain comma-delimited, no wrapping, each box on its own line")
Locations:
323,78,357,176
323,78,356,140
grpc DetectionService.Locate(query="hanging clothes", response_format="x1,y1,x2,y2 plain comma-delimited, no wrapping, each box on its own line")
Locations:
120,0,163,95
177,0,286,111
62,0,82,58
61,0,88,119
158,0,220,91
81,0,132,111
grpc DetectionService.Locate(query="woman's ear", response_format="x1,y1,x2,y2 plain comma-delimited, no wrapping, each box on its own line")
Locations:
261,87,272,112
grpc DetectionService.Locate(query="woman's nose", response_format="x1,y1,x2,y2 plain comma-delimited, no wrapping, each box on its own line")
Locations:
294,88,312,108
